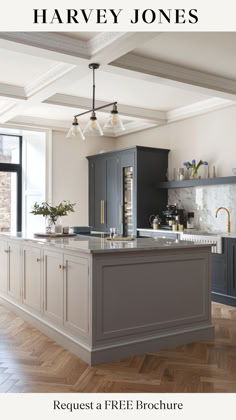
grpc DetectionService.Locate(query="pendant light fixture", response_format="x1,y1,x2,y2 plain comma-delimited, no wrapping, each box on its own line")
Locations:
103,103,125,131
66,63,125,140
66,116,85,140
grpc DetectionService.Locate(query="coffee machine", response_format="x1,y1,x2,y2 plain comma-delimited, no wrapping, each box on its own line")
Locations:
161,204,186,230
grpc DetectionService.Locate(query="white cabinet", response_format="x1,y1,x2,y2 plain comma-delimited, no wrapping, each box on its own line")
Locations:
8,242,21,301
0,240,9,294
43,250,64,326
64,254,89,338
23,245,42,313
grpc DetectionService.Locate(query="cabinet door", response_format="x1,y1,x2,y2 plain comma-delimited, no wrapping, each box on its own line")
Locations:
106,156,120,231
64,254,89,338
120,152,136,236
212,254,227,295
94,158,106,231
23,246,41,312
8,242,21,301
44,250,64,325
88,160,95,229
0,240,8,294
227,239,236,297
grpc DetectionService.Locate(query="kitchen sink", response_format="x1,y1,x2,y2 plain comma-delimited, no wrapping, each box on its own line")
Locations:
180,232,223,254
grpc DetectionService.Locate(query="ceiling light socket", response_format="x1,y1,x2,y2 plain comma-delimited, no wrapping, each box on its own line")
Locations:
111,104,118,114
72,117,78,125
89,63,100,70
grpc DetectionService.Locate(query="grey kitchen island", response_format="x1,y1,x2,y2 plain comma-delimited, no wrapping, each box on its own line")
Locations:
0,233,214,365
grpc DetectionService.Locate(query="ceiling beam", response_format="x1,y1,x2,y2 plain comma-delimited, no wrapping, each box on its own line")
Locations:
0,32,90,65
0,84,26,101
109,53,236,101
44,93,167,124
88,32,159,64
0,32,159,66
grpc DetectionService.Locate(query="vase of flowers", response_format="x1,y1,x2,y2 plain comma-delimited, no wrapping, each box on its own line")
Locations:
31,201,76,233
184,160,208,179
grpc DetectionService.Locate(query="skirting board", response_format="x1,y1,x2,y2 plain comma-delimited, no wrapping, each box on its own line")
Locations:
0,296,214,366
91,325,215,365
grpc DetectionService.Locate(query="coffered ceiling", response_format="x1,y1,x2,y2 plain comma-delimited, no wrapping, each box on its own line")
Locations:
0,31,235,137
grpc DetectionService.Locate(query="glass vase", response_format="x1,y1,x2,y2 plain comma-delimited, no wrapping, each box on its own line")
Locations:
45,216,55,234
45,216,62,234
190,168,201,180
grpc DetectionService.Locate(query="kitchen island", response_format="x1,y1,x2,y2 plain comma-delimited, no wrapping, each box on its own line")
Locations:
0,233,214,365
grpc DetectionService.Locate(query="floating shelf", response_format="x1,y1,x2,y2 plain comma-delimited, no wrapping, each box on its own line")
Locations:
156,176,236,189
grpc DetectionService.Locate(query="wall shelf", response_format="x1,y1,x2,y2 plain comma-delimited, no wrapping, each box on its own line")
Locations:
156,176,236,189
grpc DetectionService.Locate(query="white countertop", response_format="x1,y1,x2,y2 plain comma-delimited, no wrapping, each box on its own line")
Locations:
137,228,236,239
0,232,211,254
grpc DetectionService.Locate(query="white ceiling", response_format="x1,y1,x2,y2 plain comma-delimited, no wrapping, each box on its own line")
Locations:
59,70,210,111
134,33,236,80
0,32,235,136
0,48,58,87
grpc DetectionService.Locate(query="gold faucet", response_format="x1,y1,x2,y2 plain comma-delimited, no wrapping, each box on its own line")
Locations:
216,207,231,233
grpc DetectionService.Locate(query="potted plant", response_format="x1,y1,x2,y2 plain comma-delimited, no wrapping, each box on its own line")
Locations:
184,159,208,179
31,201,76,233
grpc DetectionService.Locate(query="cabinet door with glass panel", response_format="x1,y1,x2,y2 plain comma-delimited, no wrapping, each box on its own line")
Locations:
0,134,22,233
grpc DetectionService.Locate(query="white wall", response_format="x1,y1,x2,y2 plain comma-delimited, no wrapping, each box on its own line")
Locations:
115,105,236,178
52,131,115,226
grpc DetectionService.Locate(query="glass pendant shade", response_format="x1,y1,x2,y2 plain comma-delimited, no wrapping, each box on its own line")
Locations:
83,112,103,137
66,118,85,141
104,112,125,131
104,104,125,132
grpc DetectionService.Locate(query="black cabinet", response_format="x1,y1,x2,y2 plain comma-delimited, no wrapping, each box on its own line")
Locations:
88,155,119,232
87,146,169,235
211,254,227,295
212,238,236,307
226,238,236,297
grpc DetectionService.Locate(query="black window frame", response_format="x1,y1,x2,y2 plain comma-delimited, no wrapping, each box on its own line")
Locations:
0,134,22,232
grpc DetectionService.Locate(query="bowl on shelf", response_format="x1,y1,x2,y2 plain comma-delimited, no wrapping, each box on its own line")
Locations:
232,168,236,175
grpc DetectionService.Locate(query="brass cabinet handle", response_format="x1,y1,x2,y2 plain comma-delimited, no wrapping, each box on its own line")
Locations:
101,200,105,225
120,205,123,224
102,200,105,224
37,258,40,262
59,264,66,270
4,249,9,253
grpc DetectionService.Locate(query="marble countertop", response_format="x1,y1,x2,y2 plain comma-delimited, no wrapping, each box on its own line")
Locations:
0,232,211,254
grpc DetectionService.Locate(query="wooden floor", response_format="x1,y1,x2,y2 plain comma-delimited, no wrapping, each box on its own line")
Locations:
1,302,236,393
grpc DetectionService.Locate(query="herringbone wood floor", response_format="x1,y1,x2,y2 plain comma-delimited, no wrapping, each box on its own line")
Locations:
0,302,236,393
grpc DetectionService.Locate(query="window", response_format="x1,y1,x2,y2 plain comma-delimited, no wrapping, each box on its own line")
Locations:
0,134,22,232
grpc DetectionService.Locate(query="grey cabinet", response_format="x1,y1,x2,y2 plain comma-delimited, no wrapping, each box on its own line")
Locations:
87,146,169,235
227,238,236,297
94,158,106,231
88,156,119,232
106,156,120,231
212,238,236,307
211,254,227,295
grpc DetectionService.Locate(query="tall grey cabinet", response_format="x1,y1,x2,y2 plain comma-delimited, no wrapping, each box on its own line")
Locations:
87,146,169,235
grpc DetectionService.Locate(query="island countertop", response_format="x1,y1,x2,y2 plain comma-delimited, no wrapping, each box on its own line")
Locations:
0,232,212,254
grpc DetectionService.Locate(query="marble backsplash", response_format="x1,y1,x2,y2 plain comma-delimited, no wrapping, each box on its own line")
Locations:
168,184,236,233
